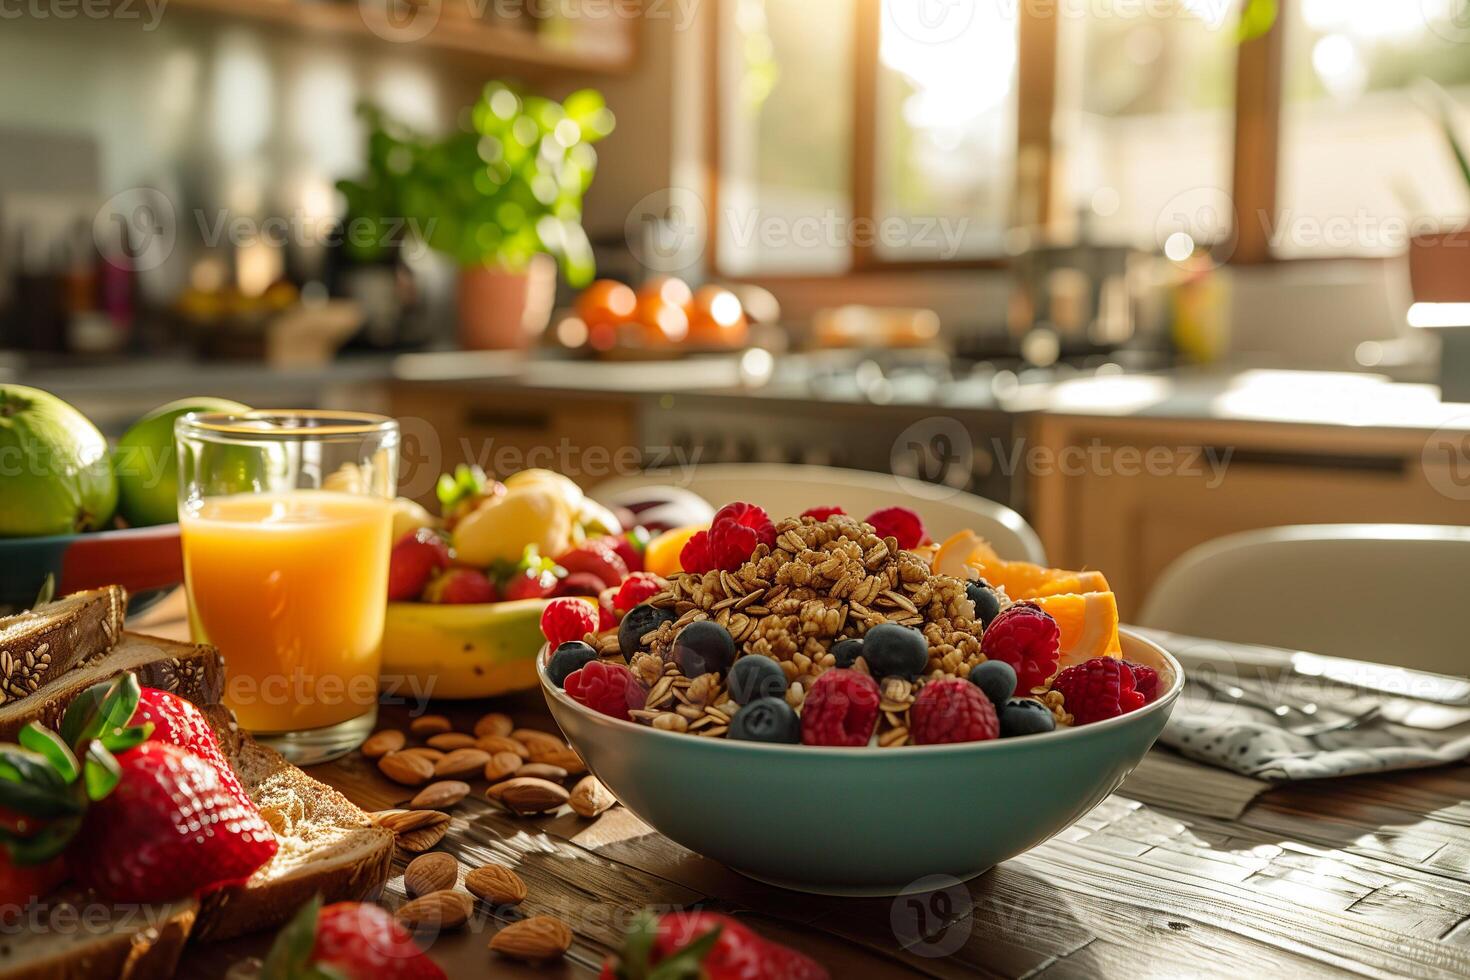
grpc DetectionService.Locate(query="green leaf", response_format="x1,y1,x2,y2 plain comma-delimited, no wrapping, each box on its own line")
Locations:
31,574,55,609
18,724,78,783
61,674,141,748
0,775,80,819
648,921,722,980
0,745,67,791
1236,0,1277,42
0,816,80,866
83,742,122,802
99,723,153,754
261,893,322,980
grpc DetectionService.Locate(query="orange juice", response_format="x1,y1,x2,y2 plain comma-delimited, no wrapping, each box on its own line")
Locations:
180,490,392,733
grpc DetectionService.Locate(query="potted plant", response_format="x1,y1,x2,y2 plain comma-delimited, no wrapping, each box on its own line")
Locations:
338,84,615,349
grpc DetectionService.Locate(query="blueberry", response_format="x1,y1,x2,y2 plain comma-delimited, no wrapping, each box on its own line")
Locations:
1000,698,1056,737
729,696,801,743
830,638,864,669
970,659,1016,706
966,580,1002,627
673,621,737,678
618,603,675,659
860,624,928,680
728,655,787,704
547,641,598,688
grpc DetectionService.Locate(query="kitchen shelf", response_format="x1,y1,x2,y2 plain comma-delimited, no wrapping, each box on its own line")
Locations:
166,0,637,74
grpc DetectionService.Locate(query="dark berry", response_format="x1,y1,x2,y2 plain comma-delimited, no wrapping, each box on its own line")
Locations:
830,638,864,668
618,603,675,659
729,697,801,743
673,621,737,678
728,655,787,704
547,641,599,688
860,624,928,680
999,698,1056,737
969,659,1016,706
966,580,1002,627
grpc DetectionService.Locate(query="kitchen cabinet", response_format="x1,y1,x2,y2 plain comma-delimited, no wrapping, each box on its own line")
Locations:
387,381,640,507
1029,414,1470,619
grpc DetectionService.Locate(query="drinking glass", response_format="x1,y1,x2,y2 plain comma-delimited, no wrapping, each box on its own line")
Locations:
175,411,398,764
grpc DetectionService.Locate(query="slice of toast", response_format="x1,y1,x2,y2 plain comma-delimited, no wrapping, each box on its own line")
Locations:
0,637,395,976
0,632,224,740
0,585,127,706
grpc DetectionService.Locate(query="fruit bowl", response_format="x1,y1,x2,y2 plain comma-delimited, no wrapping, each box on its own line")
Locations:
0,524,183,613
540,628,1182,896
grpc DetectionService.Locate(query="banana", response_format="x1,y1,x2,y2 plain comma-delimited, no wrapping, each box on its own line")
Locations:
381,598,562,699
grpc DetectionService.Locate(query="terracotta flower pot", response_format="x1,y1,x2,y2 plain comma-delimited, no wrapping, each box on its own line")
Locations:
456,255,557,350
1408,227,1470,303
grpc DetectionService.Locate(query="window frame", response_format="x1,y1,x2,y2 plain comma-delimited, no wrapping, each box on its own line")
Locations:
704,0,1293,278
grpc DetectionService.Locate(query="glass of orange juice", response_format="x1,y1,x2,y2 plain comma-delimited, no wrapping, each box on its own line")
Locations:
175,411,398,764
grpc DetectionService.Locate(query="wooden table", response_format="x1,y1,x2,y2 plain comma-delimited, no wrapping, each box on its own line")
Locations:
135,598,1470,979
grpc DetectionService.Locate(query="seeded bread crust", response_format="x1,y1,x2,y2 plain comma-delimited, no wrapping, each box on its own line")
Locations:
0,586,127,707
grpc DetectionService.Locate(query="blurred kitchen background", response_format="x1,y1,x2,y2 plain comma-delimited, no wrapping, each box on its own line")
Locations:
5,0,1470,614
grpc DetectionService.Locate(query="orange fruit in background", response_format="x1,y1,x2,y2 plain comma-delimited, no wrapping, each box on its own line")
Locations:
932,530,1110,599
644,524,706,576
1032,591,1122,666
575,279,637,331
687,285,749,347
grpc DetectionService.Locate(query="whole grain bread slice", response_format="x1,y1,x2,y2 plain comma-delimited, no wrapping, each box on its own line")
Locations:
0,632,224,740
0,585,127,706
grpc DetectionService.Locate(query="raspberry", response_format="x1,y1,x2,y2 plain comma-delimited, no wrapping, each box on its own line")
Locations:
596,587,620,631
708,502,776,571
615,572,667,614
540,597,598,649
1052,657,1146,725
1125,661,1159,703
864,507,926,550
680,530,716,574
980,602,1061,693
565,661,645,720
910,678,999,744
800,670,880,746
801,506,845,521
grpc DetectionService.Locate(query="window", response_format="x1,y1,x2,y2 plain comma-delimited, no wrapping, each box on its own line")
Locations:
1275,0,1470,256
708,0,1470,272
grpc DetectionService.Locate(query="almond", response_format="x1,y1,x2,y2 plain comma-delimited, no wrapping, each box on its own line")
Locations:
464,863,527,905
474,712,514,738
397,816,451,852
530,744,586,775
361,729,406,758
489,915,572,962
488,777,570,815
513,763,568,782
396,889,473,931
409,714,453,737
511,728,565,754
379,751,434,786
399,747,445,763
433,748,492,779
403,851,459,896
376,808,448,834
483,751,523,782
476,735,529,758
410,780,470,810
426,732,477,751
569,776,616,818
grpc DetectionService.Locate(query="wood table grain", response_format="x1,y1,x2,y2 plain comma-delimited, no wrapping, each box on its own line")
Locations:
134,597,1470,979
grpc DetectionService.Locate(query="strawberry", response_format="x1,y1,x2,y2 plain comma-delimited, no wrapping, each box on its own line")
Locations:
0,851,64,920
553,571,608,598
264,894,446,980
424,568,497,604
601,910,828,980
132,687,254,809
608,528,650,574
503,567,557,601
68,741,278,902
387,528,451,601
555,541,630,590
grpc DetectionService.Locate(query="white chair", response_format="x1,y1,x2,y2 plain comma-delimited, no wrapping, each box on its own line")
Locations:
592,463,1044,562
1138,524,1470,676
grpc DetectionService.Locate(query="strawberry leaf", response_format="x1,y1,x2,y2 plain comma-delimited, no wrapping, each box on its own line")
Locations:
61,674,141,748
0,745,68,793
82,742,121,801
0,815,80,865
99,722,153,754
261,893,322,980
18,724,78,783
610,912,723,980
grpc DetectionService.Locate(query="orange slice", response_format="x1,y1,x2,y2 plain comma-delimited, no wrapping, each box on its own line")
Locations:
643,524,706,577
1032,591,1122,666
932,530,1109,599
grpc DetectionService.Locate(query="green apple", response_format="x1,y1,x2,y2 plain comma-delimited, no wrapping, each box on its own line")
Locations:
0,385,117,537
114,397,249,527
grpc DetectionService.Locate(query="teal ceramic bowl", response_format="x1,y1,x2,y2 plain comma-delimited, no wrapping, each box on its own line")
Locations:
540,628,1182,895
0,524,183,613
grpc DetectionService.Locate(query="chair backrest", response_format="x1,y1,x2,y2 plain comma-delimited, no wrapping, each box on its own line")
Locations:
592,463,1045,563
1138,524,1470,675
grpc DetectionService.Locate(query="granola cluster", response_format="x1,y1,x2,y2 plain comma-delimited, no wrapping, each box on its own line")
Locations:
588,513,1073,743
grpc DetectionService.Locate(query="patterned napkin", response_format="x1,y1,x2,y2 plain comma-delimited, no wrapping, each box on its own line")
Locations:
1146,631,1470,781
